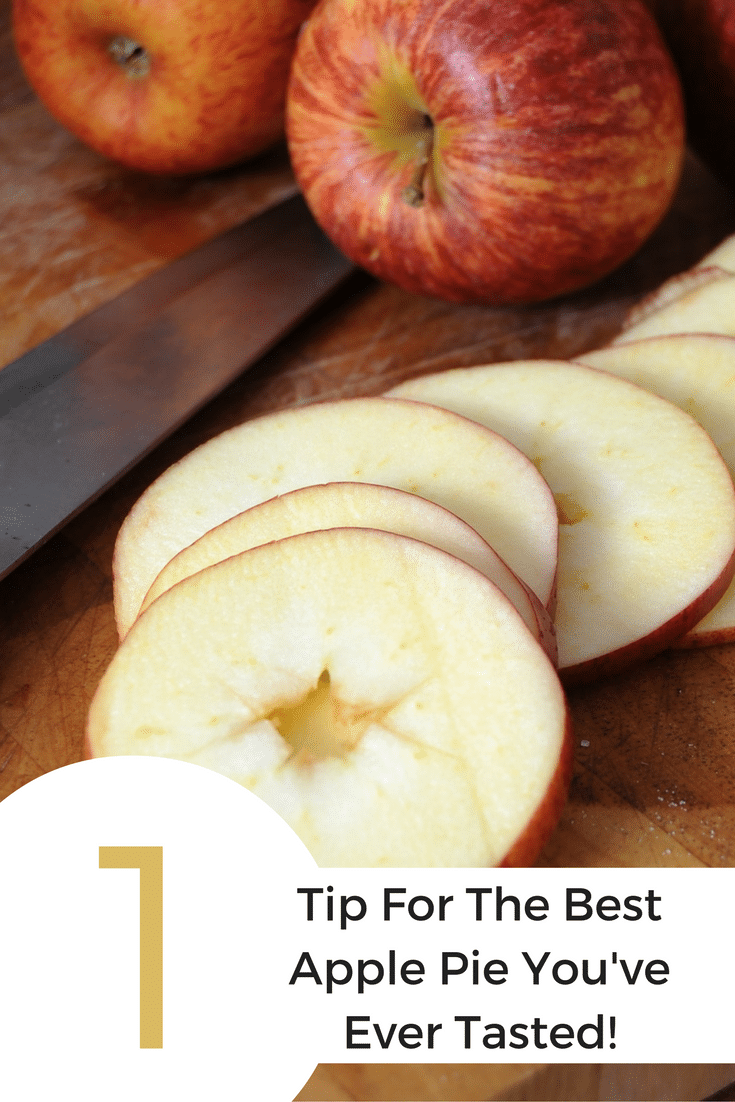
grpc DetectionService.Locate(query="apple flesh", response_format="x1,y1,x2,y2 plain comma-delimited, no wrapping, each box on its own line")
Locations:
618,235,735,334
12,0,317,174
611,272,735,343
89,527,572,867
137,481,557,663
285,0,685,305
386,361,735,685
577,334,735,647
696,234,735,271
620,266,732,332
112,396,559,640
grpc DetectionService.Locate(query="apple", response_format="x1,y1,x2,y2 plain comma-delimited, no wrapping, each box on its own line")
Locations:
112,396,559,640
11,0,317,175
611,270,735,342
385,360,735,685
285,0,685,305
89,527,572,867
577,334,735,647
643,0,735,190
136,480,557,663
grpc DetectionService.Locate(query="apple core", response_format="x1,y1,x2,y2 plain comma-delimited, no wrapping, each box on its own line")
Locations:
269,669,393,763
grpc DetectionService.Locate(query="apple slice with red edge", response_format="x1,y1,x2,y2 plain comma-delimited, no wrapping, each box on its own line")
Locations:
90,527,572,868
620,266,732,331
138,480,557,663
611,272,735,343
113,396,559,640
577,333,735,647
386,360,735,685
695,234,735,271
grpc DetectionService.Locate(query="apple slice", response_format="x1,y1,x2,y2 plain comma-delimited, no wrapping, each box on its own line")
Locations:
610,271,735,343
620,266,731,331
386,361,735,685
577,333,735,647
90,527,572,868
138,481,556,663
113,397,558,639
695,233,735,272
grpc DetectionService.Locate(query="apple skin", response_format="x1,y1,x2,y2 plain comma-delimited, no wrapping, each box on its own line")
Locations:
12,0,317,175
560,549,735,687
286,0,685,305
643,0,735,190
499,711,574,867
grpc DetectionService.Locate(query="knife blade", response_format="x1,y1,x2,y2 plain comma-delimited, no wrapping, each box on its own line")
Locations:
0,188,304,418
0,193,355,582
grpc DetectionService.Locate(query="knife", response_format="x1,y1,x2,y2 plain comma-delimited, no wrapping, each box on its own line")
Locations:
0,193,355,582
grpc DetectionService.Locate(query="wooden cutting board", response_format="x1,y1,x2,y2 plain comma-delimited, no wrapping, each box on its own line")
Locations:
1,4,734,1097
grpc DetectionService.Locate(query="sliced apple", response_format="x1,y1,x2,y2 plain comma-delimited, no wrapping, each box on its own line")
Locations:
90,527,572,868
138,481,557,663
695,233,735,272
577,333,735,647
610,271,735,343
386,361,735,685
615,229,735,338
113,397,559,639
620,266,731,331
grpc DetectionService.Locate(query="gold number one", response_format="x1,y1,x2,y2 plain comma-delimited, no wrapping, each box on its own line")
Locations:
99,846,163,1048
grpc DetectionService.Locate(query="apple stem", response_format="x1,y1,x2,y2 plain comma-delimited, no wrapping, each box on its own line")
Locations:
402,115,434,208
108,36,151,78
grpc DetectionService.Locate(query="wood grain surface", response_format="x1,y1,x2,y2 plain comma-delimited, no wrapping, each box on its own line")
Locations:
1,2,734,1097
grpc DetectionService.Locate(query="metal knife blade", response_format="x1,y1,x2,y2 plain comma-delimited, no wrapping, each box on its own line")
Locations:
0,193,355,581
0,188,303,417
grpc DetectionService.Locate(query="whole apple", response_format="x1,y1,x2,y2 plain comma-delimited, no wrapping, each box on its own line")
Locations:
12,0,317,175
285,0,685,304
644,0,735,190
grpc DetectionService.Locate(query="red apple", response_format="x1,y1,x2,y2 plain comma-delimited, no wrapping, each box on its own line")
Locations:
12,0,318,175
285,0,685,305
644,0,735,190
